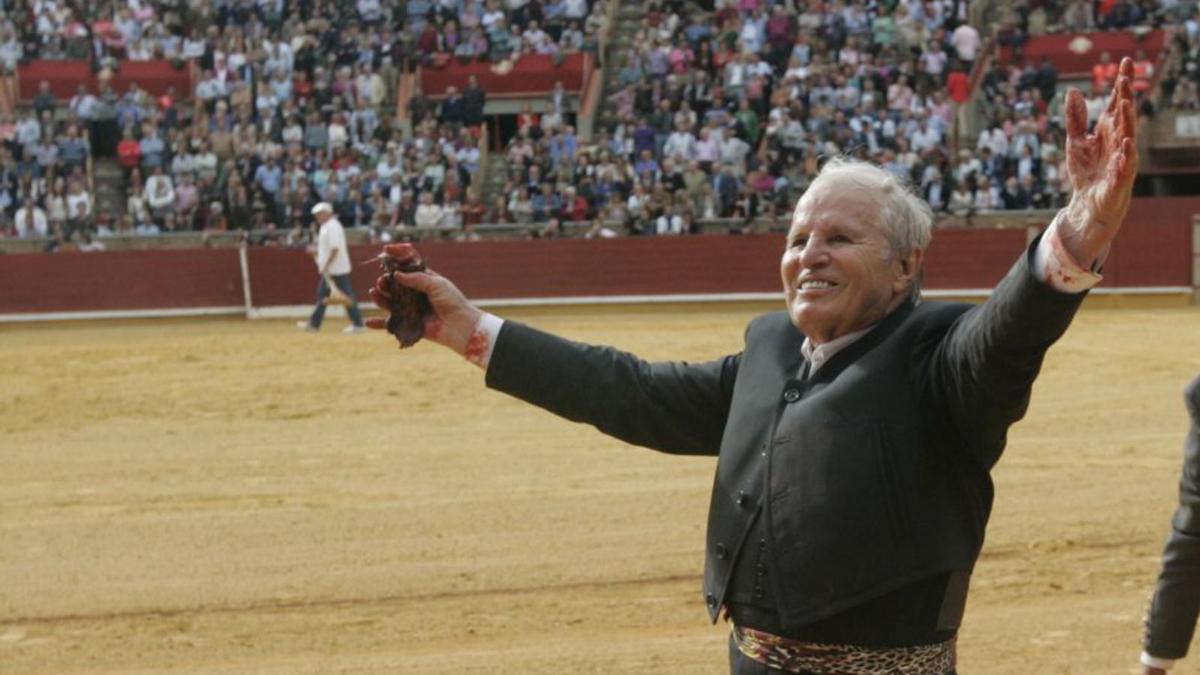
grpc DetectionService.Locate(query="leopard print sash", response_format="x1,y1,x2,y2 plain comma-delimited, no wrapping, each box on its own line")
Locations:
732,624,956,675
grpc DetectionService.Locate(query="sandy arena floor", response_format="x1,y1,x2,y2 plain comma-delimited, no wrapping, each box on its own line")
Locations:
2,302,1199,674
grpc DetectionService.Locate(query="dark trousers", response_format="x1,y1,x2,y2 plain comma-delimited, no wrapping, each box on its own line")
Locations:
307,273,363,328
729,635,957,675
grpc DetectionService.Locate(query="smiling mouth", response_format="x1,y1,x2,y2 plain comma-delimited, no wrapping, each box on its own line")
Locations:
798,279,836,291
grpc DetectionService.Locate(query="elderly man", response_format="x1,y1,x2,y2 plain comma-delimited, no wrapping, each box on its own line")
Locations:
1141,376,1200,675
364,60,1140,672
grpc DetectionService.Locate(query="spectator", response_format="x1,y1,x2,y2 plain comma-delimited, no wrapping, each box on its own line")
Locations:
127,184,151,226
116,127,141,173
951,21,981,69
77,231,106,251
57,124,90,174
440,86,466,127
254,156,284,198
462,76,488,127
145,166,176,220
65,179,92,233
44,178,68,224
1093,51,1119,94
134,217,161,236
414,191,444,228
14,197,48,238
32,81,56,119
1133,48,1155,94
654,204,684,234
175,173,200,228
139,125,166,172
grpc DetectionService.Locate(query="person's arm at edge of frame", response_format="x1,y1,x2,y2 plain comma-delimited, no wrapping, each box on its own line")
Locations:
1141,376,1200,674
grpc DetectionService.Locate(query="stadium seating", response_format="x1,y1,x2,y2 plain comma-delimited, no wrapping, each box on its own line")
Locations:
0,0,1186,250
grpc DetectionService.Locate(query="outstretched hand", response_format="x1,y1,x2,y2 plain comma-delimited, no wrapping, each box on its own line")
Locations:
1060,56,1139,266
366,243,483,356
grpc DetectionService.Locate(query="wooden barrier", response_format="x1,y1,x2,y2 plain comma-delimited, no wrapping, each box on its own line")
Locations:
0,220,1193,320
0,248,243,315
17,59,193,101
1194,216,1200,305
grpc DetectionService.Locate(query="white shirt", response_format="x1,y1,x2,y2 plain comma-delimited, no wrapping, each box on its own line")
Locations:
14,206,48,237
655,214,684,235
67,191,91,219
414,203,444,228
563,0,587,19
801,324,873,376
951,24,980,62
317,216,351,275
911,126,941,154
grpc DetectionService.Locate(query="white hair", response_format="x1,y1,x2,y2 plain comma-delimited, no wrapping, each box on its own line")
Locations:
802,157,933,260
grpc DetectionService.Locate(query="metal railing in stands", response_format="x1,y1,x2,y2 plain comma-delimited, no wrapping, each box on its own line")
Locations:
0,210,1061,254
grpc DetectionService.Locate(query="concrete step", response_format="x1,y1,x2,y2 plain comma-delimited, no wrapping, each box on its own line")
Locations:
91,158,127,216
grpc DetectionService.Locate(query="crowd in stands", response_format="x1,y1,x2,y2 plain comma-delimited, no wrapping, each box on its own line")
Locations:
1157,11,1200,109
0,0,607,247
493,0,1186,237
493,0,1018,235
0,0,1188,247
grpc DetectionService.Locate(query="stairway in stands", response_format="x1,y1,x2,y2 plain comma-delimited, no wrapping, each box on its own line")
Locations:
595,0,645,134
92,157,125,221
476,0,645,212
481,151,509,211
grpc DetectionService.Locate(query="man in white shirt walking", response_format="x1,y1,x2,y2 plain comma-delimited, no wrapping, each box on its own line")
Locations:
298,202,365,333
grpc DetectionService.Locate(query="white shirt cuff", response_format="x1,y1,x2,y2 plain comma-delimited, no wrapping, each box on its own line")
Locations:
1033,209,1104,294
1141,651,1175,669
465,312,504,370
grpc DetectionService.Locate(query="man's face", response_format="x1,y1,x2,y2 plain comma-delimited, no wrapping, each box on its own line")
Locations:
781,183,917,344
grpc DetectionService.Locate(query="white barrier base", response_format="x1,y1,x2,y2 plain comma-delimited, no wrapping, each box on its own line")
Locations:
1,288,1193,324
0,306,245,323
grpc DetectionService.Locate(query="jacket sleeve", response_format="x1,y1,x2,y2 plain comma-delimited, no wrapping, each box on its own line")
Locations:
919,233,1088,469
1145,376,1200,660
485,320,739,456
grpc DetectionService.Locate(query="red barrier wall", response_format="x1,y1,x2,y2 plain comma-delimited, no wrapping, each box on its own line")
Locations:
419,54,585,97
1100,197,1200,288
999,30,1167,78
18,60,193,101
0,249,243,314
923,228,1028,289
1,206,1194,317
250,235,784,307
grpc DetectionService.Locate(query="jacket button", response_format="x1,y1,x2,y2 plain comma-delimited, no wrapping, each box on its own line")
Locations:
736,491,751,508
715,543,728,559
783,388,801,403
706,593,717,607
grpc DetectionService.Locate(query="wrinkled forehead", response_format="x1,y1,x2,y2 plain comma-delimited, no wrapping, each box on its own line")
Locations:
788,182,883,236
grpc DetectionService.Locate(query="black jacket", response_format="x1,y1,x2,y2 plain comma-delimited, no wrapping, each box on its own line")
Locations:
486,237,1085,630
1144,375,1200,659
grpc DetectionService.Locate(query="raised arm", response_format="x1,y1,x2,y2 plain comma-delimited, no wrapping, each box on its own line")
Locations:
1057,56,1139,267
922,59,1141,468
